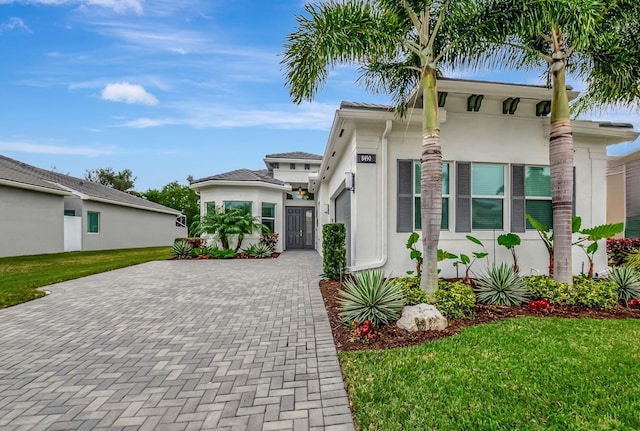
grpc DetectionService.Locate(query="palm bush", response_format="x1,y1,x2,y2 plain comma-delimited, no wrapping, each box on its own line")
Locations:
338,270,405,328
249,243,273,258
475,263,529,306
625,250,640,272
608,266,640,302
172,240,193,259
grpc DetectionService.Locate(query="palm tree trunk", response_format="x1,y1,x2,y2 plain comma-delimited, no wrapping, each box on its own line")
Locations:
419,68,442,294
549,61,574,284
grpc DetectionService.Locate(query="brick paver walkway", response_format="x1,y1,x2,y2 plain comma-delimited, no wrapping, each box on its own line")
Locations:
0,251,355,431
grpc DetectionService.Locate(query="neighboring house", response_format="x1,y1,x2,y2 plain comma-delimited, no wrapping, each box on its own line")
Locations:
0,155,187,258
190,152,322,252
607,149,640,238
310,78,638,277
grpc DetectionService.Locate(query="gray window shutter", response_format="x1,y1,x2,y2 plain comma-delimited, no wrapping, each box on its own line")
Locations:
456,162,471,232
511,164,525,232
397,160,413,232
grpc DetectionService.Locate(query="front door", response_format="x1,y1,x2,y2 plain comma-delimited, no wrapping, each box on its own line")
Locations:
286,207,315,249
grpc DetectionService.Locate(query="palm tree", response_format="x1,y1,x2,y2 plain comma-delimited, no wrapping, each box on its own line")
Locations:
469,0,639,283
283,0,507,294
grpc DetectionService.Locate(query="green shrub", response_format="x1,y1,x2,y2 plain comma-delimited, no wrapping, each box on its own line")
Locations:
625,250,640,271
572,276,618,309
249,243,273,258
607,266,640,301
395,277,428,305
338,270,405,328
322,224,346,280
259,233,279,252
435,280,475,319
242,244,257,255
526,275,618,308
475,263,529,306
208,247,236,259
191,247,208,258
172,240,193,259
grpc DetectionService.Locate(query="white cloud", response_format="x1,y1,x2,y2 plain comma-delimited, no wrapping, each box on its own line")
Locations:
101,82,158,105
0,17,31,33
115,102,336,130
0,141,113,157
0,0,142,14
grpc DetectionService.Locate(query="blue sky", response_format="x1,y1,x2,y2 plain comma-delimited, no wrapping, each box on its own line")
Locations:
1,0,638,191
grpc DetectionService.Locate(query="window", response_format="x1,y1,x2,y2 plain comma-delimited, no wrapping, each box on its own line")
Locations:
224,200,252,215
397,160,449,232
261,203,276,233
525,166,552,229
471,163,504,229
205,201,216,215
64,209,75,216
87,211,99,233
290,163,296,170
270,162,279,169
413,161,449,230
304,164,311,170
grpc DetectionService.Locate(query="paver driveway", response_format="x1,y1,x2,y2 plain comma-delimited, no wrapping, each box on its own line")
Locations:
0,251,355,431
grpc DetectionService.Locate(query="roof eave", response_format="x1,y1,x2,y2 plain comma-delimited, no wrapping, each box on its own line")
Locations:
190,179,292,191
0,178,72,196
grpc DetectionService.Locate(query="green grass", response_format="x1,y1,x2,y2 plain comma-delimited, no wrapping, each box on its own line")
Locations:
0,246,171,309
340,318,640,431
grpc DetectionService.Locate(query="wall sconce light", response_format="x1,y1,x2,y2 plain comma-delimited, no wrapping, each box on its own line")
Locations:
345,172,355,192
324,204,330,214
437,91,448,108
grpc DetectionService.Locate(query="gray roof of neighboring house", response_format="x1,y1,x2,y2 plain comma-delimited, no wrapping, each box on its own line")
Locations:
264,151,323,160
191,168,288,186
0,155,180,214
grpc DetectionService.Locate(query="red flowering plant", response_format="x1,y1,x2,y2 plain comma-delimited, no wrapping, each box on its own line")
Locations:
350,320,376,343
629,298,640,309
529,299,554,313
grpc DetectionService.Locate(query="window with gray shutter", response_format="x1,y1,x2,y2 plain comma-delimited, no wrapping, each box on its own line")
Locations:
511,165,525,232
456,162,471,232
397,160,413,232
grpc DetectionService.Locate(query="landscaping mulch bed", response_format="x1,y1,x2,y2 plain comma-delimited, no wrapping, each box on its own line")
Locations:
319,279,640,352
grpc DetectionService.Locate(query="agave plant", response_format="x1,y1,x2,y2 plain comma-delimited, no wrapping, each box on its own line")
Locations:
249,243,273,259
607,266,640,302
172,240,193,259
474,263,529,306
337,270,405,328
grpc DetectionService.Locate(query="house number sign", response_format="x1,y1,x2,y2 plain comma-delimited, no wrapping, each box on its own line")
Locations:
357,153,376,163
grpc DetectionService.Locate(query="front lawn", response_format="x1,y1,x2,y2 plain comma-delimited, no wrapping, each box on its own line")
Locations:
0,246,171,309
340,317,640,430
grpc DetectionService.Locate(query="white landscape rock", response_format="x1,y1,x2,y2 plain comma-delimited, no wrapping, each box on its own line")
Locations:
397,304,448,332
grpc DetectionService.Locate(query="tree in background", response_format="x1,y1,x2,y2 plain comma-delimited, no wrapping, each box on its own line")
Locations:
85,167,137,194
142,177,200,236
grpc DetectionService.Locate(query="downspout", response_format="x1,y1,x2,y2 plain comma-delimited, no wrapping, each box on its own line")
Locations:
349,119,392,271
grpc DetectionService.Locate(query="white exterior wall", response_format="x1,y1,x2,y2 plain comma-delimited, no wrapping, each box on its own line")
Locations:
0,185,65,257
198,185,286,251
81,201,185,251
316,96,622,278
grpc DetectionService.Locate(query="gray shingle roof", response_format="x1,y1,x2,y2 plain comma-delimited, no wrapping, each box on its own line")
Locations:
264,151,323,160
191,168,288,186
0,155,180,214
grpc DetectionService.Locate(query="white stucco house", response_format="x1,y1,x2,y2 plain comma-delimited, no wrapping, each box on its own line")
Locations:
311,78,638,277
190,78,637,276
0,155,187,258
607,148,640,238
190,152,323,252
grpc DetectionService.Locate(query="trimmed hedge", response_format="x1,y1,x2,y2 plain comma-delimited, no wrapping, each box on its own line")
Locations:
322,223,346,280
